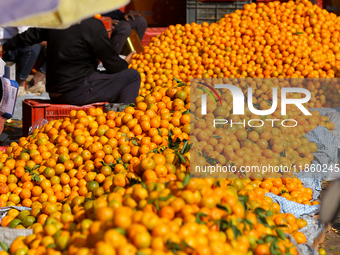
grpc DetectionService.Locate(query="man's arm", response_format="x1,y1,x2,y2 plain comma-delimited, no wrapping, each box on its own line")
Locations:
88,19,129,73
101,10,124,20
2,28,48,52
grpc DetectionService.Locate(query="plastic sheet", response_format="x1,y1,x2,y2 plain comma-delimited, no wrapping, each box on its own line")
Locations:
28,118,49,135
264,106,340,254
0,206,32,251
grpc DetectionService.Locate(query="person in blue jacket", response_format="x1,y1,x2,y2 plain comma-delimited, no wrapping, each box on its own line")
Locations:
102,9,147,54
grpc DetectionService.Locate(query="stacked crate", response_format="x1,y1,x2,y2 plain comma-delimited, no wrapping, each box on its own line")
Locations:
186,0,252,25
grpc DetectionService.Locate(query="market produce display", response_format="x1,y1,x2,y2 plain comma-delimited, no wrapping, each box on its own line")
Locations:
132,0,340,108
0,0,338,254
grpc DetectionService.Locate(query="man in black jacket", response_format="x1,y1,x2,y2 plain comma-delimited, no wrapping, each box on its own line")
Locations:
101,10,147,53
0,17,140,105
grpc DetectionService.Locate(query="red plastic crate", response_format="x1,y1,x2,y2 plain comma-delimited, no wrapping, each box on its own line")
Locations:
316,0,323,8
256,0,288,2
200,0,241,1
100,16,113,37
0,146,8,152
22,99,107,137
141,27,168,47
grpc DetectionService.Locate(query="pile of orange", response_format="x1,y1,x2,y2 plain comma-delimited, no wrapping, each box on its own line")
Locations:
5,175,310,255
131,0,340,108
0,0,336,254
0,88,310,254
0,83,190,209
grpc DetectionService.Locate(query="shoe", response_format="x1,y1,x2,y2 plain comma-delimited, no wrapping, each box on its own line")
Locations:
28,79,35,88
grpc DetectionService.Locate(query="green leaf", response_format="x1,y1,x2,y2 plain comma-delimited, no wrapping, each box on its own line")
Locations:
146,148,158,155
141,182,147,189
181,140,189,154
166,239,184,255
178,154,187,164
330,247,337,250
265,235,277,243
115,228,126,235
256,214,269,228
253,103,261,110
182,174,190,187
284,247,293,255
215,181,220,187
173,77,182,83
182,109,190,115
155,200,160,211
202,151,218,165
100,161,108,166
276,229,286,241
281,150,286,157
132,140,139,146
32,173,41,183
159,195,173,201
158,128,162,136
121,133,127,137
182,240,192,249
196,212,208,224
276,224,288,228
182,141,192,155
293,32,303,35
46,244,57,249
266,100,273,106
32,164,40,170
24,166,32,172
127,177,142,186
280,189,288,195
244,218,254,227
0,241,9,252
257,239,265,244
212,135,222,139
124,103,136,109
266,210,273,217
216,204,231,213
270,242,280,255
216,218,231,231
23,148,30,154
273,242,280,250
238,194,249,211
147,199,155,204
137,252,147,255
231,223,241,239
167,128,181,151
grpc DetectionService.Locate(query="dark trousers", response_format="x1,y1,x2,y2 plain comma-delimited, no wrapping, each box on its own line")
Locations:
3,44,42,80
50,69,141,105
110,16,147,53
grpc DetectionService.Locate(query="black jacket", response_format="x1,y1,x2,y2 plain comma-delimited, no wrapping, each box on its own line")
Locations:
101,10,124,20
3,18,128,93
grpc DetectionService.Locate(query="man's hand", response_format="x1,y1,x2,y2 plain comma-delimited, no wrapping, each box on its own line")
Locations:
0,45,5,57
125,51,136,65
112,19,119,29
122,13,141,21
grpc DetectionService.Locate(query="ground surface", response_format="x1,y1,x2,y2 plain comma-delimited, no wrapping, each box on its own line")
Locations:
319,181,340,254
